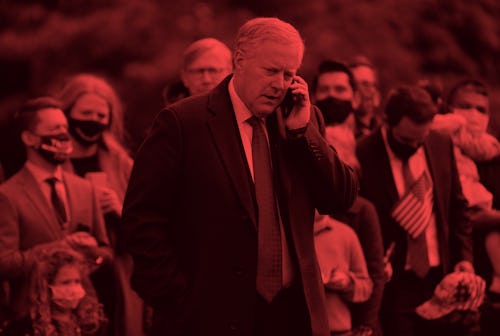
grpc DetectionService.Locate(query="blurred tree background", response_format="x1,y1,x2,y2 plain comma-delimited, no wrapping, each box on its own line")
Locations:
1,0,499,165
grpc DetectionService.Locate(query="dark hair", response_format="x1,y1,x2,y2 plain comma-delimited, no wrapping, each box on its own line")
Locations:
16,96,62,132
312,60,357,94
446,79,488,111
385,86,437,127
417,78,444,106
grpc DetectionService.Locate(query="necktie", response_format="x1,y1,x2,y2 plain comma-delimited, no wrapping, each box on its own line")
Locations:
248,116,282,302
402,161,430,278
46,177,68,226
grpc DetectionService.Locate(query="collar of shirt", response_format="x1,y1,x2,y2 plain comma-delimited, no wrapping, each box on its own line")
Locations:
228,77,255,125
25,160,64,185
228,77,270,181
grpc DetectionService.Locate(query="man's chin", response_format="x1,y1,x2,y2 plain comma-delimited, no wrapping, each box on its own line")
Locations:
252,106,276,118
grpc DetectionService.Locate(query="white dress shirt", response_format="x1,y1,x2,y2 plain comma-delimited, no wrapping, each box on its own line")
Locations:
381,127,440,267
228,78,295,287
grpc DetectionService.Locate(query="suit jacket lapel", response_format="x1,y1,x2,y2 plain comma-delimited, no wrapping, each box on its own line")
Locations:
373,130,399,208
17,167,62,238
423,135,448,239
206,77,257,228
63,172,82,233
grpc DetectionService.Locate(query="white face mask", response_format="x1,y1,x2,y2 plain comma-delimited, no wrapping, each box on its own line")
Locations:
453,108,489,136
50,283,86,310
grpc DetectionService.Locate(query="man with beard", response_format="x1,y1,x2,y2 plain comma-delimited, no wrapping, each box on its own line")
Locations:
349,56,383,139
312,60,386,336
356,86,474,336
0,97,112,324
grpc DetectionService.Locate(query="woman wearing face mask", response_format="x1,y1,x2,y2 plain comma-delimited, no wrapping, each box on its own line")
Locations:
56,74,145,336
2,247,107,336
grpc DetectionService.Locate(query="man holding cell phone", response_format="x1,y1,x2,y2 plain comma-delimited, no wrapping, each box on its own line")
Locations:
121,17,358,336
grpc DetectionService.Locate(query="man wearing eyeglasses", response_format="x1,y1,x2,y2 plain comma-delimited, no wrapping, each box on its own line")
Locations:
349,56,383,140
180,37,233,96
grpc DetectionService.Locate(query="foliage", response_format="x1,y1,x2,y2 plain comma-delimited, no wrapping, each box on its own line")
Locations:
0,0,499,154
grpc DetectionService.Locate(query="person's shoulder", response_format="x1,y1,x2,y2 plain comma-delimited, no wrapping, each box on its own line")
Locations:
0,167,29,194
356,128,383,157
99,142,132,167
332,220,359,246
62,171,92,190
167,93,210,118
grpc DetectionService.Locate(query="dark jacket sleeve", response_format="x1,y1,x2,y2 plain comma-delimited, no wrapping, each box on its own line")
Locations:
348,198,385,334
120,108,187,309
288,106,359,214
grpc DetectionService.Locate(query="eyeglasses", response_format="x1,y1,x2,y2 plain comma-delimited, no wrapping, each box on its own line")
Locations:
185,67,227,77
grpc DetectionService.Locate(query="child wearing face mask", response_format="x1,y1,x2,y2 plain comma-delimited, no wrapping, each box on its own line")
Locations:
2,247,107,336
432,80,500,301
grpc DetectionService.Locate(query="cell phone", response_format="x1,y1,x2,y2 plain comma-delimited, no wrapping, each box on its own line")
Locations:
282,88,295,118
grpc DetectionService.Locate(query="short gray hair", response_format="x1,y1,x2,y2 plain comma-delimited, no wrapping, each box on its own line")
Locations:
183,38,232,70
234,17,304,62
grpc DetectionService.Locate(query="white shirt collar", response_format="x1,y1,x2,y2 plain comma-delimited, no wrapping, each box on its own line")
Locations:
228,77,257,125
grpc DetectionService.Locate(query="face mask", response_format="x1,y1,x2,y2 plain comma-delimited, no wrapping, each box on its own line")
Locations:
315,97,353,125
36,132,73,165
453,108,489,137
387,128,421,161
68,118,107,146
50,283,86,310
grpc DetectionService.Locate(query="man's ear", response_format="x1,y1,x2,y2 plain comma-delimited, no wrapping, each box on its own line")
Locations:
21,130,38,147
233,50,245,72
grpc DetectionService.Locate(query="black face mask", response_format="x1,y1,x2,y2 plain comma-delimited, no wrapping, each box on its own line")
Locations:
387,128,421,161
315,97,353,125
68,118,107,146
36,132,73,165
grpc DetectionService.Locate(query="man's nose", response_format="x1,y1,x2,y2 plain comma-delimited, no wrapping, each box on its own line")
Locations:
271,74,286,91
201,71,212,83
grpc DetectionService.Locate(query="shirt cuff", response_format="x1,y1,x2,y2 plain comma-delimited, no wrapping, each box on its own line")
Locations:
286,123,309,139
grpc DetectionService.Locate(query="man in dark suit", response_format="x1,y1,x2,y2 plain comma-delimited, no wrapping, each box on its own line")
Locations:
356,86,473,336
121,17,358,336
0,97,112,321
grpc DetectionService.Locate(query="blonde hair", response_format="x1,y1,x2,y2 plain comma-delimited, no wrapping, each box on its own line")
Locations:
234,17,304,62
57,73,129,153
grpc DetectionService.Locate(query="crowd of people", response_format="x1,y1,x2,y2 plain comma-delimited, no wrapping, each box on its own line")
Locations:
0,16,499,336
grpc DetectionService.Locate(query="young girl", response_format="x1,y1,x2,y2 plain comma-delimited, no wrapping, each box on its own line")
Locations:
3,247,107,335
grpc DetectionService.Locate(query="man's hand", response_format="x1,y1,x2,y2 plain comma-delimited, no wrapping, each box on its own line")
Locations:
324,270,353,291
283,75,310,130
454,260,475,273
97,187,122,216
65,232,99,249
384,261,394,282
